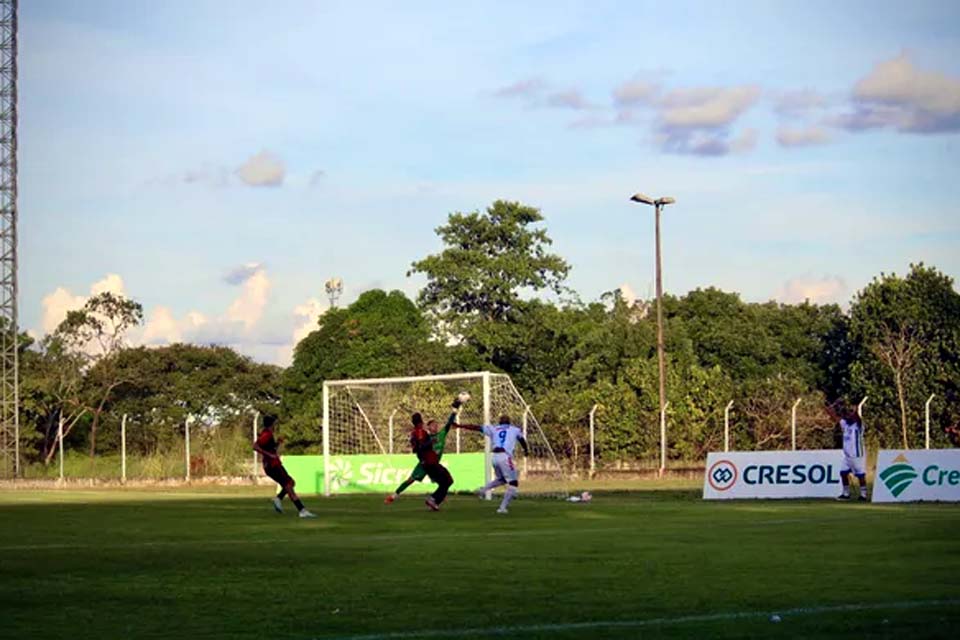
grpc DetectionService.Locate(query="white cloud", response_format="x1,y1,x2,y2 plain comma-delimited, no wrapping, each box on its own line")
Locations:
40,273,127,334
545,89,593,110
225,263,271,330
141,306,182,344
236,150,285,187
617,283,637,306
776,275,849,305
277,297,327,365
658,86,760,129
838,53,960,133
777,126,831,147
613,80,659,107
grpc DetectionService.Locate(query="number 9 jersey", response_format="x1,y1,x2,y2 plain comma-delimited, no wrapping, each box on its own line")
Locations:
483,424,523,455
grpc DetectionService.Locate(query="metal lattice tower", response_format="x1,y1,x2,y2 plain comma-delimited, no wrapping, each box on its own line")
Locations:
0,0,17,478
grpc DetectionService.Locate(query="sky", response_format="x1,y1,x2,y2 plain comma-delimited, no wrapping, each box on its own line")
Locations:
19,0,960,365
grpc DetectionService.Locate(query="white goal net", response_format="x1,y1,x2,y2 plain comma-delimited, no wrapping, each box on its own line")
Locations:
321,372,568,498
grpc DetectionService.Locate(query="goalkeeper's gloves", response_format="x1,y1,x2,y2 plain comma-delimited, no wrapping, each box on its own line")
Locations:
452,398,462,409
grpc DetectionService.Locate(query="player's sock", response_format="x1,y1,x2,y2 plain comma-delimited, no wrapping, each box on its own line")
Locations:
857,474,867,497
293,498,306,512
395,478,415,495
277,488,288,501
480,479,506,494
499,486,517,511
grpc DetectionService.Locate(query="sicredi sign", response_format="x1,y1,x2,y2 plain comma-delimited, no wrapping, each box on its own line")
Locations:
703,450,846,499
281,453,486,495
872,450,960,503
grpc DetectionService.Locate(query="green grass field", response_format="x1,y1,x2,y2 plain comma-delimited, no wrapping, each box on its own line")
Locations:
1,485,958,639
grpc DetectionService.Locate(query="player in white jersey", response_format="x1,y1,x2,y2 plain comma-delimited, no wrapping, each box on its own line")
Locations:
826,401,867,501
455,414,529,514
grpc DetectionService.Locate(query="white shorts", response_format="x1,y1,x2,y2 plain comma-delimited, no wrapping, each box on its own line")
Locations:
841,454,866,475
492,452,518,484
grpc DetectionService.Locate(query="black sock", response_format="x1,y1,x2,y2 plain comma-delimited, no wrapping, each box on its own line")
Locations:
277,488,288,501
293,498,305,511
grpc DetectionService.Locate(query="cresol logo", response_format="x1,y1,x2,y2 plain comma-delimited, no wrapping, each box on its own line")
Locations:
708,460,738,491
879,453,917,497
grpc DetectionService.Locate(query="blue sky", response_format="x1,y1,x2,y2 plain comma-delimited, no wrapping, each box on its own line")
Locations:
20,0,960,364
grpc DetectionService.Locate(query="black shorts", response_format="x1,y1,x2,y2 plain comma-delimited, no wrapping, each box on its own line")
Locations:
264,464,295,488
422,462,452,487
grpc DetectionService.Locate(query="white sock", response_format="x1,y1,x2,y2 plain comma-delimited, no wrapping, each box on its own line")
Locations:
480,479,506,494
499,486,518,510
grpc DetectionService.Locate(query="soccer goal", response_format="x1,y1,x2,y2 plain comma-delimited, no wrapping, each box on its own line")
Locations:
320,371,569,498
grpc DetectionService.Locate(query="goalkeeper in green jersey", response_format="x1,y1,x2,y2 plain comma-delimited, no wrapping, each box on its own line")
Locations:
384,402,462,504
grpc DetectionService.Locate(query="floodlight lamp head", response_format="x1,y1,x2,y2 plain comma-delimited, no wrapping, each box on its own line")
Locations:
655,197,676,206
630,193,655,205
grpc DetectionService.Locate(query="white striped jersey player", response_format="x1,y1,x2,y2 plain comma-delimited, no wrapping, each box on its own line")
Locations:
454,416,529,514
483,423,524,484
840,418,866,475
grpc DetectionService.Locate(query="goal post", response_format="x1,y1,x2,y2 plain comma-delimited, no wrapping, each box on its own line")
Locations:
316,371,568,498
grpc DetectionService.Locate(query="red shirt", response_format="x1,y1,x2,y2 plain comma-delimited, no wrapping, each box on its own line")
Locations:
256,429,282,469
410,427,438,465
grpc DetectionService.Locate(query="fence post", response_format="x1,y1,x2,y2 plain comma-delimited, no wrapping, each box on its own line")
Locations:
659,401,669,477
724,400,734,452
522,408,529,478
388,409,397,455
791,398,802,451
925,394,936,450
252,412,259,479
184,419,191,482
58,414,64,483
454,407,461,454
589,404,599,479
121,414,127,484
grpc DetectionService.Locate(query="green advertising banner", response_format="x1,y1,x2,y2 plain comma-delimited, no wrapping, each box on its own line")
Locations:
281,453,486,495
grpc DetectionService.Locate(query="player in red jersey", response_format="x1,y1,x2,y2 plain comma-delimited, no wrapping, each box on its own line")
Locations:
409,412,454,511
253,414,317,518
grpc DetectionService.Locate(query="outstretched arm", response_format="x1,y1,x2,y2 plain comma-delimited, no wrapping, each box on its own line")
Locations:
441,411,458,434
517,435,530,456
454,423,483,432
825,401,842,423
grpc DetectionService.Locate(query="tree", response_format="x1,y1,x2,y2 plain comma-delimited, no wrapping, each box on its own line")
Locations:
409,200,570,337
282,289,473,448
53,292,143,460
849,264,960,449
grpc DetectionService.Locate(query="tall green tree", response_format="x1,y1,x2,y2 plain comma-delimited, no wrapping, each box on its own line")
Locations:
409,200,570,341
53,292,144,460
849,264,960,449
282,289,474,448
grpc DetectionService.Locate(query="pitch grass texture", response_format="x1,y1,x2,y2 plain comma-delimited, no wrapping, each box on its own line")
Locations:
1,487,958,639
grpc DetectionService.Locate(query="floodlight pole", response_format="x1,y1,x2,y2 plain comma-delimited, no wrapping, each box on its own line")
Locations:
184,418,190,482
724,400,734,452
660,401,669,476
631,192,674,472
925,394,936,450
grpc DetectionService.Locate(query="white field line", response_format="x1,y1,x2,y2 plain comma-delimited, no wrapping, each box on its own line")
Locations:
319,599,960,640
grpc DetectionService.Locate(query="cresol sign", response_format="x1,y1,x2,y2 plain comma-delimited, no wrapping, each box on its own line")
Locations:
703,450,846,500
872,450,960,503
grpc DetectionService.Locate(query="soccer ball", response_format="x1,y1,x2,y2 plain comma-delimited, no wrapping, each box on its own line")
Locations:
456,391,471,404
